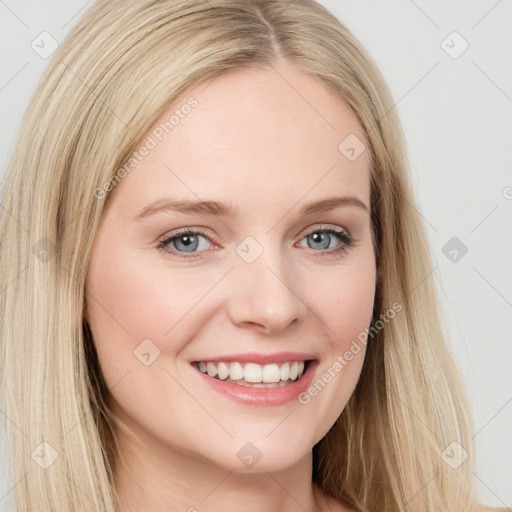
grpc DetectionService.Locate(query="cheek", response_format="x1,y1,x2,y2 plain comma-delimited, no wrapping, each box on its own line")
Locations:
324,277,375,345
85,245,220,383
297,257,375,424
312,255,376,348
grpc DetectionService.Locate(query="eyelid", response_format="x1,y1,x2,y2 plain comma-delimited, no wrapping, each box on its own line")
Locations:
158,226,217,248
159,226,216,243
301,223,353,238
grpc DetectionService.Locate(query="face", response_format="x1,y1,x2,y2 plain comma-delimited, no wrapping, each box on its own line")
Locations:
85,60,376,474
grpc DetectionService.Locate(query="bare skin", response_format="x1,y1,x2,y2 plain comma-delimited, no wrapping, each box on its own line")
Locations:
85,58,375,512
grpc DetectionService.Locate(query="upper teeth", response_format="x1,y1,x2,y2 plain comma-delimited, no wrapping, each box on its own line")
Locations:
195,361,306,383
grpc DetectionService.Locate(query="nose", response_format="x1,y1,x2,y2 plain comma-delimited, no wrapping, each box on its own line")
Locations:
226,243,304,334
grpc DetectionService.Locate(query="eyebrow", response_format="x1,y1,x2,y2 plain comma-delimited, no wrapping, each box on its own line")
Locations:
132,195,369,222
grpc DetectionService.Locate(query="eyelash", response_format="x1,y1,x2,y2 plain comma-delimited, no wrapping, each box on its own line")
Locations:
157,225,356,260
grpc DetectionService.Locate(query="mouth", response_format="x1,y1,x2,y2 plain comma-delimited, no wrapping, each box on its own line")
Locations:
189,355,319,406
191,359,312,388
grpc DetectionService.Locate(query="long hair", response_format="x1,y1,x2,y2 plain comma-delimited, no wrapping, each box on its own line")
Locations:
0,0,482,510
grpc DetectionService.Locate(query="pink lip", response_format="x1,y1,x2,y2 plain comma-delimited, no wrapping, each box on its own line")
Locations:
190,351,316,365
191,358,320,407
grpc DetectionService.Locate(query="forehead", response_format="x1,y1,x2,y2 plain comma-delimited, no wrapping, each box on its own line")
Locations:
107,62,371,216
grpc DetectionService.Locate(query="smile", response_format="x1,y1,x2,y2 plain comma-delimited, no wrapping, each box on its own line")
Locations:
190,354,319,406
192,360,308,388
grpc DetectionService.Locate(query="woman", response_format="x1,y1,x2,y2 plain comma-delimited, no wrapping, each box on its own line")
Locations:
0,0,502,510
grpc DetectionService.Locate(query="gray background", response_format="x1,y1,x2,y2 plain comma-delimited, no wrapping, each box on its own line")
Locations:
1,0,511,508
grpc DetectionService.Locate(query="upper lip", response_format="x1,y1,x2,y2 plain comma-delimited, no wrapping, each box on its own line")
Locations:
190,351,317,365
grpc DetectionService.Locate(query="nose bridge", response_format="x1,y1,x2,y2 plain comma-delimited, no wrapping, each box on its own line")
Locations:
227,234,302,331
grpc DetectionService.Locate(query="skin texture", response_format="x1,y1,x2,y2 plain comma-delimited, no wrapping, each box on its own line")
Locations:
84,58,376,512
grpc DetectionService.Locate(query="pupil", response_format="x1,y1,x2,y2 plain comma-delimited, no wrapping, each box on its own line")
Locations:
310,232,329,250
175,234,198,252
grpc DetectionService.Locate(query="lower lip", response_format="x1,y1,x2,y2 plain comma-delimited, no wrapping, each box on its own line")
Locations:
192,361,319,406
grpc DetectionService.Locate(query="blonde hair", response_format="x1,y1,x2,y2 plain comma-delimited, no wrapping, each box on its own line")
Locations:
0,0,486,510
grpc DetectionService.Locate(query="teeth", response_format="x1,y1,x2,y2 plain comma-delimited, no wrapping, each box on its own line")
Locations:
230,362,244,380
206,362,217,378
244,363,263,383
194,360,308,384
289,362,298,380
280,362,290,380
217,362,230,380
262,363,281,383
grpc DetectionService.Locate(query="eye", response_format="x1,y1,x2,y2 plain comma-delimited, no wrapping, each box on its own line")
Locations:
297,225,355,256
157,228,215,259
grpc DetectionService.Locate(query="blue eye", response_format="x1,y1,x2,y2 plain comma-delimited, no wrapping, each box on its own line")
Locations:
157,225,356,260
298,226,355,257
158,228,214,259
